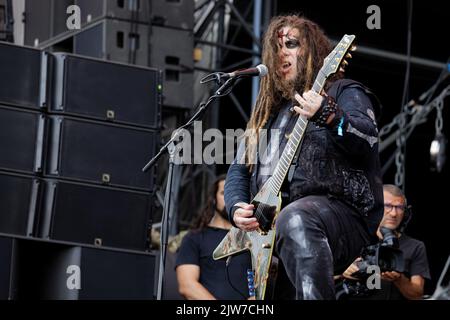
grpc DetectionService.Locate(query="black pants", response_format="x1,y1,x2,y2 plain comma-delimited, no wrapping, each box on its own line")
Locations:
274,195,370,300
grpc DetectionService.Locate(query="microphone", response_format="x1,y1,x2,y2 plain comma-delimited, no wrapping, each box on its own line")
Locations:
222,64,268,80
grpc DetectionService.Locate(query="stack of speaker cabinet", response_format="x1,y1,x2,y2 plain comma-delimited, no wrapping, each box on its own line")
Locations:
24,0,194,110
0,0,14,42
0,41,160,299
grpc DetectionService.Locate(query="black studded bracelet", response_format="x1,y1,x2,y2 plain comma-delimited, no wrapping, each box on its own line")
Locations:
310,95,338,127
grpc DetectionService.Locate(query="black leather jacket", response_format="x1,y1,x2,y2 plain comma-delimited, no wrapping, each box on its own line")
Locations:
225,79,384,238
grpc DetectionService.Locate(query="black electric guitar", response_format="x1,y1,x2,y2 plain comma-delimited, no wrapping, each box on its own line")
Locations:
213,34,356,300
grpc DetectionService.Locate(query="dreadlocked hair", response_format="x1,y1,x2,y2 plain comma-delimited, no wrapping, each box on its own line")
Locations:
244,14,341,171
191,174,227,230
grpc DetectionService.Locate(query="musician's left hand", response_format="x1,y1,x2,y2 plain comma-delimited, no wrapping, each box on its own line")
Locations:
293,90,324,119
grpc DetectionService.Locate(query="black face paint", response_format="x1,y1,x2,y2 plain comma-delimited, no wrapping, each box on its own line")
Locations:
285,38,300,49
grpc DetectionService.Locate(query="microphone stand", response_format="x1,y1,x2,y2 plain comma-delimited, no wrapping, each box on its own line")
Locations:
142,76,239,300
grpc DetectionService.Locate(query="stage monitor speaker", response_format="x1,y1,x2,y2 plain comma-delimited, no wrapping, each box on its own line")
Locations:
0,171,40,237
0,106,45,174
75,0,194,30
152,0,194,30
50,53,162,129
38,178,153,251
23,0,73,47
0,42,46,109
0,237,16,300
13,239,156,299
74,20,194,109
79,246,155,299
150,25,194,109
74,18,151,68
0,0,14,42
0,1,6,40
75,0,150,25
45,115,158,191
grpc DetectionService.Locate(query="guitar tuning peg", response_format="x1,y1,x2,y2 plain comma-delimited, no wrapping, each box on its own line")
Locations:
345,53,352,59
342,60,349,66
350,45,357,51
339,67,345,73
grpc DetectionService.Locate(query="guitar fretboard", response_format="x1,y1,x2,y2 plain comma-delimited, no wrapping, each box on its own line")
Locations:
267,71,326,194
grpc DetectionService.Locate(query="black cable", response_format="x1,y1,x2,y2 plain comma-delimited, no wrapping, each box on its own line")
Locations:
401,0,413,110
399,0,414,193
225,256,248,299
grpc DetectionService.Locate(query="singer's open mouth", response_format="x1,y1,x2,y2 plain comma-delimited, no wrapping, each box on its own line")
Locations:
282,62,292,72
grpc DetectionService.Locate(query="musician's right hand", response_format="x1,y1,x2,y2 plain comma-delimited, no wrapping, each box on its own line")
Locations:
233,202,259,232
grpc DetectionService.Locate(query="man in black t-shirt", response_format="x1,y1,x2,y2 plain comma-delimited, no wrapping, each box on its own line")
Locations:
175,175,252,300
342,184,431,299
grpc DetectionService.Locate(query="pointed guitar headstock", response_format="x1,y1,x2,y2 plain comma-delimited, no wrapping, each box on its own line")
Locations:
322,34,356,78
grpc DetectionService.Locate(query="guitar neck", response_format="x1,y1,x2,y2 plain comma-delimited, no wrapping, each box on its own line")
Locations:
267,72,326,194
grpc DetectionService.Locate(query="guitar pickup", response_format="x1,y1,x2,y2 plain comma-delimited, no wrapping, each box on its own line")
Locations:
252,202,277,232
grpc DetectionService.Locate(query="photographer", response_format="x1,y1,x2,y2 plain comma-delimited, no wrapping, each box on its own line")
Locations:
341,184,431,299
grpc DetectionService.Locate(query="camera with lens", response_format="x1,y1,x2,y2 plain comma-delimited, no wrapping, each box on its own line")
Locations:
352,226,405,279
336,227,405,298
